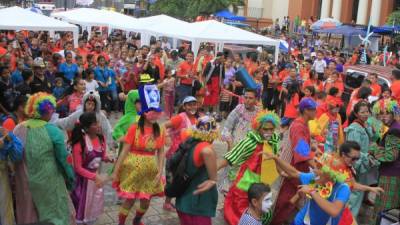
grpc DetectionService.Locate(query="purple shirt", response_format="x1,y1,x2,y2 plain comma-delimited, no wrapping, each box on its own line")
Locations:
224,67,236,86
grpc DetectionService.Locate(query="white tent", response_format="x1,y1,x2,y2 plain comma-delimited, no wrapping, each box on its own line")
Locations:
142,19,280,63
51,8,141,36
186,20,280,63
0,6,79,46
131,15,189,47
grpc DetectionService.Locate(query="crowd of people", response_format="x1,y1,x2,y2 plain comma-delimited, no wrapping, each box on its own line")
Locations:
0,24,399,225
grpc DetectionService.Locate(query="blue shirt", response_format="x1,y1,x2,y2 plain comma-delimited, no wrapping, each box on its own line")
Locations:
94,66,117,92
11,69,23,86
293,173,351,225
59,62,79,83
0,131,23,162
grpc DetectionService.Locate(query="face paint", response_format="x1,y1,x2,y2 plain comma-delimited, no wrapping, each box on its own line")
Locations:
189,110,197,115
263,133,273,140
309,167,320,180
145,111,162,123
262,192,273,212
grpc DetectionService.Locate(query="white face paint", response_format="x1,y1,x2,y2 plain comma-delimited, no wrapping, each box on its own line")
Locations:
189,110,197,115
263,133,272,140
261,192,273,213
309,167,320,181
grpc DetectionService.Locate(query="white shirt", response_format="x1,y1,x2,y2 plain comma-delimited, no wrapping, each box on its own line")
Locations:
85,79,99,93
312,59,327,73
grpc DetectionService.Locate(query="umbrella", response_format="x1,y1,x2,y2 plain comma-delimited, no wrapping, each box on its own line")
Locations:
311,18,342,30
215,9,246,21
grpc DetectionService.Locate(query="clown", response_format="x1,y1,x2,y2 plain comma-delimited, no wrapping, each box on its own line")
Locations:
13,92,75,225
112,84,165,225
175,116,220,225
370,99,400,223
223,110,281,225
309,95,344,153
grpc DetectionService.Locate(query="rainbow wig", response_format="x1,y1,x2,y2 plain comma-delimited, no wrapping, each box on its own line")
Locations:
25,92,57,119
252,110,280,130
372,99,400,116
316,153,351,183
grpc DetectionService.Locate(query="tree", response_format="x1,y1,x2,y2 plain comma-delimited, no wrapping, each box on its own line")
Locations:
386,10,400,44
151,0,244,19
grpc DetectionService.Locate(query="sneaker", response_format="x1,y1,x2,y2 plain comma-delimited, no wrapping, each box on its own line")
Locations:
163,202,176,212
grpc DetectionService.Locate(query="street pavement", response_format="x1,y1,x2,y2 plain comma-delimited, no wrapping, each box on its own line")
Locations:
95,113,374,225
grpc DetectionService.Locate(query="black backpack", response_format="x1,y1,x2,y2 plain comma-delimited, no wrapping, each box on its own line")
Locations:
165,137,200,198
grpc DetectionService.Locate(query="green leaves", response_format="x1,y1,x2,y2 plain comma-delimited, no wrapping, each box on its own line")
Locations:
150,0,244,19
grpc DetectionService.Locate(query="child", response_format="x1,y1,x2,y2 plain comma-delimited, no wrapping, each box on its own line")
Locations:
303,85,315,99
70,112,110,225
84,69,99,93
53,77,66,100
158,68,175,118
67,78,86,113
238,183,272,225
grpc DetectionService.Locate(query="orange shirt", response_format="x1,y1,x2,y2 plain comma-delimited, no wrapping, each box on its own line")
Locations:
391,80,400,104
370,83,381,97
124,124,165,152
76,47,89,64
284,93,299,118
300,68,311,80
325,80,344,95
170,114,196,129
246,62,258,76
303,79,324,92
177,61,194,86
277,70,289,91
154,56,165,81
91,51,110,64
0,46,7,57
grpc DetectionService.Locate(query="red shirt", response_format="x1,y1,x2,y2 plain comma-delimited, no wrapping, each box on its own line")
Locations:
76,47,89,64
370,83,381,97
170,114,196,129
303,79,323,92
284,93,299,119
391,80,400,104
325,80,344,95
91,51,110,64
177,61,194,85
154,56,165,81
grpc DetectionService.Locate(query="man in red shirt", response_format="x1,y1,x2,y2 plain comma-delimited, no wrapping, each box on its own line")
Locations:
75,38,89,66
91,42,110,64
176,51,195,104
368,73,381,97
391,69,400,104
153,47,165,81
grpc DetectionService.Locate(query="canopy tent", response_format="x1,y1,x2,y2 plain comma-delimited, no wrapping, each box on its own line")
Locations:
132,15,190,47
132,15,190,46
184,20,280,63
311,18,342,30
370,25,400,35
51,8,140,36
0,6,79,46
215,10,246,21
224,21,251,28
313,25,378,36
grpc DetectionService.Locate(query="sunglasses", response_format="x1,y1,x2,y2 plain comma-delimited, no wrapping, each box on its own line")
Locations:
345,153,360,162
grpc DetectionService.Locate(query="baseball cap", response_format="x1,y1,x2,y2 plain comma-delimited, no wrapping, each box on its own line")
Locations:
182,96,197,105
311,52,317,57
299,97,317,111
33,57,46,68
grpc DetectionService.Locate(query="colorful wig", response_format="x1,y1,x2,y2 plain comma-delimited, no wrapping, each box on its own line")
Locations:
25,92,56,119
252,110,280,130
316,153,352,184
372,99,400,116
189,116,220,143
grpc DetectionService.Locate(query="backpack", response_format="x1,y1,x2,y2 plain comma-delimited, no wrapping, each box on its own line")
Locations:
165,137,201,198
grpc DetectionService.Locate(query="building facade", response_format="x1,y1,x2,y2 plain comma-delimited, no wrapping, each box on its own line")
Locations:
242,0,399,27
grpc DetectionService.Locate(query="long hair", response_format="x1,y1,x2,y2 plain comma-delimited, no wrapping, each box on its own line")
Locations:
70,112,104,150
138,114,161,138
348,101,370,124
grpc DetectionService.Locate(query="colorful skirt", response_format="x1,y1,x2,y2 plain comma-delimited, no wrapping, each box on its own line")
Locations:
71,175,104,224
113,152,164,200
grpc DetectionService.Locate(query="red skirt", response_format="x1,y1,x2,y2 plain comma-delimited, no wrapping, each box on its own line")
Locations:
204,76,220,107
224,185,249,225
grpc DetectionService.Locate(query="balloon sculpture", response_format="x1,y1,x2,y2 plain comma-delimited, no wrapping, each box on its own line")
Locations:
358,21,374,65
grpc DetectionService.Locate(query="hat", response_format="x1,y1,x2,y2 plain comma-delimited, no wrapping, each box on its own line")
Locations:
299,97,317,112
285,63,293,69
182,96,197,105
190,115,219,142
138,84,162,115
139,73,154,83
311,52,317,57
170,50,179,57
33,57,46,68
